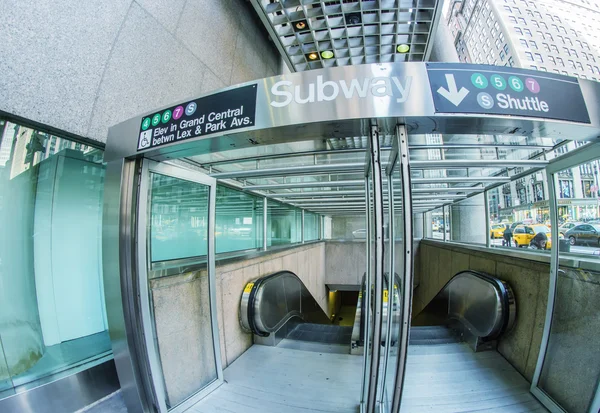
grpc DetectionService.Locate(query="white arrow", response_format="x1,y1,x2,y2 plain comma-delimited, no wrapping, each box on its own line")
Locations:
437,74,470,106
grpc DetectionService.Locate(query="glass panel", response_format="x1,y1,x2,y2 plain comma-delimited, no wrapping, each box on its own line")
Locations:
382,163,403,409
0,120,110,398
538,156,600,413
149,173,209,263
267,200,301,246
215,185,263,254
147,171,217,409
488,171,553,252
304,212,319,241
430,207,444,239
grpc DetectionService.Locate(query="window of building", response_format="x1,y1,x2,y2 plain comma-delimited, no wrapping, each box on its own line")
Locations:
518,17,526,24
534,53,543,63
563,47,571,56
577,62,584,71
543,42,550,52
504,44,510,54
537,30,545,39
525,51,534,61
556,56,564,66
514,26,523,35
509,16,518,24
568,59,576,69
508,56,515,66
549,56,556,64
524,28,532,37
520,38,528,48
539,66,547,71
530,65,538,70
558,180,574,198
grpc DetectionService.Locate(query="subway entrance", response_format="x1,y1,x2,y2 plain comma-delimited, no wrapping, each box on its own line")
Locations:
103,62,600,413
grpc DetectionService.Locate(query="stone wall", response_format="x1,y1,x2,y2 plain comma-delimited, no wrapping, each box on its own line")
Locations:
0,0,280,143
413,240,550,382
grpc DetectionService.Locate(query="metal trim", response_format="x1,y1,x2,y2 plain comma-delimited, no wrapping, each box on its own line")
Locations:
391,124,414,413
263,197,268,251
138,161,223,412
484,191,491,249
360,177,372,408
366,124,385,413
379,166,396,407
210,163,364,179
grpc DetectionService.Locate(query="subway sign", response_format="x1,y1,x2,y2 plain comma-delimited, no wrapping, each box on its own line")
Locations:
427,63,590,124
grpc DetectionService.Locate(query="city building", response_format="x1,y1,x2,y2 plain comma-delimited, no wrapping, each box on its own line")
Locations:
447,0,600,223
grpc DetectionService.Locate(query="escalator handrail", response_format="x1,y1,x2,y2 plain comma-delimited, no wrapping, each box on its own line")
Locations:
441,270,516,339
241,270,326,336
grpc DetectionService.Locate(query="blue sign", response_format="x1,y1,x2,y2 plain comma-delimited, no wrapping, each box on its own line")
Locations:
427,63,590,124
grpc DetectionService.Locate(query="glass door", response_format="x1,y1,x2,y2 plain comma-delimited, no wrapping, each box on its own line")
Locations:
137,160,222,413
532,148,600,413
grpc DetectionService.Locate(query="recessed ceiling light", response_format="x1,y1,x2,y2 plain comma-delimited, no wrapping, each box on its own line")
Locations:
307,52,319,60
321,50,334,59
397,44,410,53
294,20,308,31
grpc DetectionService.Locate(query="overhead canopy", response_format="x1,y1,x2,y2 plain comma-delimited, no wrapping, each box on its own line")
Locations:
105,62,600,214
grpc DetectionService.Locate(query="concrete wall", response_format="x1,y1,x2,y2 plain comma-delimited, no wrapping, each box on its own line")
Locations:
148,242,327,403
324,241,418,288
0,0,281,143
413,240,549,382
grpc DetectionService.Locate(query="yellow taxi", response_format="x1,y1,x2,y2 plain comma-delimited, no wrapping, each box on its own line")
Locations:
512,224,553,249
490,224,507,239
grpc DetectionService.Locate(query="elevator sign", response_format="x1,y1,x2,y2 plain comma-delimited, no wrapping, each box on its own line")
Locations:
427,63,590,124
137,84,258,151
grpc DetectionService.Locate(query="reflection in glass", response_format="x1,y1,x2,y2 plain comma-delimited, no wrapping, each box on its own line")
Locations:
149,173,209,263
215,186,263,254
267,200,301,246
0,121,110,398
303,212,320,241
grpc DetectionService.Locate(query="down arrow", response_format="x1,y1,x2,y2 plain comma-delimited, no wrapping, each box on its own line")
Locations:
437,74,470,106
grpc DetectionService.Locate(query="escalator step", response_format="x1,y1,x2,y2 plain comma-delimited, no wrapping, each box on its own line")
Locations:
286,324,353,345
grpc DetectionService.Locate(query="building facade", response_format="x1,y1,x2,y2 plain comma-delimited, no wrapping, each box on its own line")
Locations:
447,0,600,223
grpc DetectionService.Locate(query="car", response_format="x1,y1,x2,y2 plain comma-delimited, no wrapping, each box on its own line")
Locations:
510,221,524,230
490,223,508,239
558,221,582,236
564,224,600,246
513,224,553,249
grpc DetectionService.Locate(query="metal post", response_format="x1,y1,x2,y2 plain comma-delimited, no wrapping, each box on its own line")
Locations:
263,197,268,251
443,205,448,242
301,209,305,244
390,124,414,413
360,177,372,409
366,124,385,413
484,190,491,248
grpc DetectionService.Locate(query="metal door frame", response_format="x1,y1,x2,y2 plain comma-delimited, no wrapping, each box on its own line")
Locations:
136,160,223,413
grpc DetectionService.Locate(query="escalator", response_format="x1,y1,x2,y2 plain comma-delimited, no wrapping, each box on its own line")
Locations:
241,269,516,354
240,270,352,353
224,270,537,412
